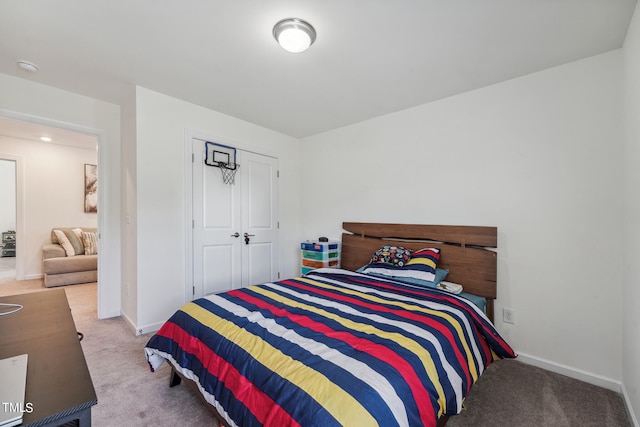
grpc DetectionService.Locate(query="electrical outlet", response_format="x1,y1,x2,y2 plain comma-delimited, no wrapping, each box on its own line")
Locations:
503,307,515,324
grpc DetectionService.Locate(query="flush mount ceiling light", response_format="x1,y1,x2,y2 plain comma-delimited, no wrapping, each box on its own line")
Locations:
17,60,39,72
273,18,316,53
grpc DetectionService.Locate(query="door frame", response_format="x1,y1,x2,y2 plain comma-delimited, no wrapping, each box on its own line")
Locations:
0,109,109,318
0,155,23,279
183,128,282,303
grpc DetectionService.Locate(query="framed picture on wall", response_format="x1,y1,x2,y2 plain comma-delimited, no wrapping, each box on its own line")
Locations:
84,164,97,213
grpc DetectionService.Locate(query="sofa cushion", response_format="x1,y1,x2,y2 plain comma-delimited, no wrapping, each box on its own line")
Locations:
53,228,84,256
44,270,97,288
42,243,66,260
43,254,97,275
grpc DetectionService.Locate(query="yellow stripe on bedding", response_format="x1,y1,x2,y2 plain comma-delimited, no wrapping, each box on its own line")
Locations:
253,285,449,417
181,302,379,427
299,277,480,383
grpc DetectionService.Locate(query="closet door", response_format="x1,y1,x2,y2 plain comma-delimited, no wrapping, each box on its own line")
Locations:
191,139,279,299
240,151,279,288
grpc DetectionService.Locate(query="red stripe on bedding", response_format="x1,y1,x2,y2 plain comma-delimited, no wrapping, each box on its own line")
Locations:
350,277,497,365
351,276,516,359
230,289,437,425
476,329,493,366
157,321,301,427
284,279,474,389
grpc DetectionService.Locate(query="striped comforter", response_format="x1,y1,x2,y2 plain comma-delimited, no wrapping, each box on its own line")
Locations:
145,268,516,427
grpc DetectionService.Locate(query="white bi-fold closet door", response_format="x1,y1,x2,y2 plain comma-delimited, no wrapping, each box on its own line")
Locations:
191,138,279,299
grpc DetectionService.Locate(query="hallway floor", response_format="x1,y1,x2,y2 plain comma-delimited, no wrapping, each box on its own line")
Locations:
0,255,16,281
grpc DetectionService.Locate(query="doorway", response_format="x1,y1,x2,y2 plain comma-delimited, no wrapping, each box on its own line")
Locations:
189,137,280,300
0,159,16,281
0,115,104,316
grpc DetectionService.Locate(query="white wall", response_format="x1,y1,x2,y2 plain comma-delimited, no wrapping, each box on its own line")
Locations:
0,159,16,232
0,73,122,318
126,87,302,333
623,3,640,424
120,88,138,325
301,51,625,383
0,136,97,277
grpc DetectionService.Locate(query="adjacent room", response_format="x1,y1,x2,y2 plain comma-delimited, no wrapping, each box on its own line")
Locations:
1,1,639,426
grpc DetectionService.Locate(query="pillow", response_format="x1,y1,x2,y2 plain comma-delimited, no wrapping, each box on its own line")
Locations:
395,268,449,288
369,245,412,267
387,247,440,282
358,266,449,289
82,231,98,255
53,228,84,256
376,248,440,282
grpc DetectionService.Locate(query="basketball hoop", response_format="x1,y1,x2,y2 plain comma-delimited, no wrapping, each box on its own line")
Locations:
204,141,240,185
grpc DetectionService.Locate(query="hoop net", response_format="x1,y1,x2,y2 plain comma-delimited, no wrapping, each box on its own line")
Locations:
219,163,239,185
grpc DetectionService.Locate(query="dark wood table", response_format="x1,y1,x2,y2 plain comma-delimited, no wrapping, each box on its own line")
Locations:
0,289,97,426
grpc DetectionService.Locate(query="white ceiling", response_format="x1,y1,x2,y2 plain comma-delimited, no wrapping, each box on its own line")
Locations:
0,0,637,139
0,116,97,149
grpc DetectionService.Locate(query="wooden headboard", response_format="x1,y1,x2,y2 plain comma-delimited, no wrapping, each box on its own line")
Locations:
341,222,498,321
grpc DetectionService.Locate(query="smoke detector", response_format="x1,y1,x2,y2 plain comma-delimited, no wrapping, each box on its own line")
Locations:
17,60,39,72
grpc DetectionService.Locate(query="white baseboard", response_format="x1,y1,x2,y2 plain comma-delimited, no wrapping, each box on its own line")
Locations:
120,312,137,334
516,352,639,426
516,352,621,392
621,382,640,427
98,309,120,319
120,312,163,336
136,322,163,336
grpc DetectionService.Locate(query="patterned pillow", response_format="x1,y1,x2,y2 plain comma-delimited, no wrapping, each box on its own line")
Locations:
369,245,412,267
82,232,98,255
53,228,84,256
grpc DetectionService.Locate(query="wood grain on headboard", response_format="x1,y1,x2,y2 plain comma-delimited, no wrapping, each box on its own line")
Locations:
341,222,498,321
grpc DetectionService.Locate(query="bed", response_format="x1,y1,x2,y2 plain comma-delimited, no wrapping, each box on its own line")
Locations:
145,222,516,427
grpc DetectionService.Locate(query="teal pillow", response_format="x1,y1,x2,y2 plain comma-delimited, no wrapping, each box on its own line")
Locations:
357,266,449,289
459,292,487,313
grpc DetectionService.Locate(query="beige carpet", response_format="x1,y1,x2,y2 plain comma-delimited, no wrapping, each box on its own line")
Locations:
0,280,632,427
0,279,217,427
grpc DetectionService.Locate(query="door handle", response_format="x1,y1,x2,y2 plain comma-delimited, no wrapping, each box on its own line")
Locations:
243,232,255,245
230,232,240,238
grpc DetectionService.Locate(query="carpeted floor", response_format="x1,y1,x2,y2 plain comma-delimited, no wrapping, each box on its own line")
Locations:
0,279,216,427
447,359,631,427
0,279,633,427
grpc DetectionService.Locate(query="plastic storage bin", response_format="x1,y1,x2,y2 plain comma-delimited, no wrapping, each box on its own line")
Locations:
300,240,341,275
301,249,340,261
302,258,340,268
300,241,340,252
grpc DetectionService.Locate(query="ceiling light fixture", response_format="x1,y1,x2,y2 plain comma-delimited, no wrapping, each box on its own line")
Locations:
273,18,316,53
40,136,52,142
17,60,39,73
